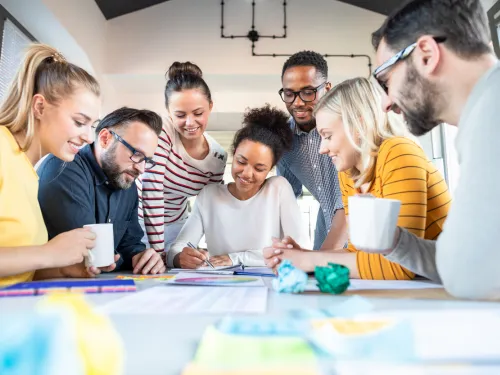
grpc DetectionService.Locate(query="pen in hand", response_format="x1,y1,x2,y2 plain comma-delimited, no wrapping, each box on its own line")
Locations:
187,242,215,269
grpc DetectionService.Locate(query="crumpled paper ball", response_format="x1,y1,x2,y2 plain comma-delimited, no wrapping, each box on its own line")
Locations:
315,262,350,294
272,260,308,293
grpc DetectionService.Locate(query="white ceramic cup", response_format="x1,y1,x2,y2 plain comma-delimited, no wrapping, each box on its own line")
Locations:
348,196,401,252
83,223,115,268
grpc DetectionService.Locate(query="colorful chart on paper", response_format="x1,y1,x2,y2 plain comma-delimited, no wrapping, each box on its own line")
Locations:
170,273,265,287
116,275,175,281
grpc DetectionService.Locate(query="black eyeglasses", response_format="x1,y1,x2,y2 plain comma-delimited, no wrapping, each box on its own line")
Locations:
373,36,447,94
278,82,328,104
109,130,156,169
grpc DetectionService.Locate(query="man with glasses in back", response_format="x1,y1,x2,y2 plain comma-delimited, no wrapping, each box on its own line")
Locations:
38,107,166,277
276,51,347,250
369,0,500,299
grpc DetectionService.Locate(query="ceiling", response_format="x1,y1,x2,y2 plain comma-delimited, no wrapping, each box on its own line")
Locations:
337,0,406,15
94,0,171,20
95,0,405,20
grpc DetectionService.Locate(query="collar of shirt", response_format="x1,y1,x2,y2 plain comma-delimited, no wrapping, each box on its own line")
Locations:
289,117,316,137
80,144,109,186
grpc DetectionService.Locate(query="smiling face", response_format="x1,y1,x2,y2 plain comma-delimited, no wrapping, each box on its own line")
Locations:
375,38,443,136
167,88,213,140
316,108,360,173
36,85,100,161
99,121,159,190
231,139,273,197
281,66,329,131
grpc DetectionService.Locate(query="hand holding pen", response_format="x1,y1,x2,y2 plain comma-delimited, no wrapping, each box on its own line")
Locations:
187,242,215,269
172,242,215,269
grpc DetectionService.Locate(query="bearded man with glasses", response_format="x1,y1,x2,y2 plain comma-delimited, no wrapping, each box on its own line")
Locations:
369,0,500,300
38,107,167,277
275,51,347,251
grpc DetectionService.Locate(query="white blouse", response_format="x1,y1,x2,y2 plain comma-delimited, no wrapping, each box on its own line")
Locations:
168,176,308,267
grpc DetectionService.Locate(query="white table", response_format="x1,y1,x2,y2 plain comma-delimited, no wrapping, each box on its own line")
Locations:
2,274,500,375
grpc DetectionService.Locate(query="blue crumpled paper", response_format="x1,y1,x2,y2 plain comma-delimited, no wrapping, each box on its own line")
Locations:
272,260,308,293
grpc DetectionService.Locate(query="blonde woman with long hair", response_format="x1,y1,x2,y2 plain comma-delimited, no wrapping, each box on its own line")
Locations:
0,44,106,287
264,77,452,280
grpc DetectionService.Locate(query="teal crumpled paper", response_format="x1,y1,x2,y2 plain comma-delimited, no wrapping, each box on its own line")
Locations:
272,260,308,293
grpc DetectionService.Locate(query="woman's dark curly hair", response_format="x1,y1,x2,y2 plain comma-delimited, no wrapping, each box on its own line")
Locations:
231,104,293,166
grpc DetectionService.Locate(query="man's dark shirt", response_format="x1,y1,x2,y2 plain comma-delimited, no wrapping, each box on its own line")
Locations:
37,144,145,270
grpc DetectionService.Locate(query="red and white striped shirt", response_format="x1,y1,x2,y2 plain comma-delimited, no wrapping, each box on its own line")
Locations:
137,120,227,252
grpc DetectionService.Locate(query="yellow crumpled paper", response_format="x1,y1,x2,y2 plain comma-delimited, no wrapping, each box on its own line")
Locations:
38,293,124,375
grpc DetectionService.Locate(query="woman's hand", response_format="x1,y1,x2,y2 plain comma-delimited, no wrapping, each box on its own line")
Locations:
271,236,302,250
264,248,314,272
174,247,208,269
209,255,232,267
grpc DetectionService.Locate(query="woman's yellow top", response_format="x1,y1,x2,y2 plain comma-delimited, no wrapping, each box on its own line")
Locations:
0,126,48,287
339,137,451,280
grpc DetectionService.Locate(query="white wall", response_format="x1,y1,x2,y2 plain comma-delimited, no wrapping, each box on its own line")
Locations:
101,0,385,128
0,0,385,130
42,0,107,76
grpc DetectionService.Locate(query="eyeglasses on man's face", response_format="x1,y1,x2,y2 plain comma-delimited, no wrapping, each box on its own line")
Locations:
278,82,328,104
373,36,447,94
109,130,156,170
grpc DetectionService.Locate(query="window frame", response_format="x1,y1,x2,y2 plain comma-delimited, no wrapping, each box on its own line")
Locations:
0,4,37,60
488,1,500,59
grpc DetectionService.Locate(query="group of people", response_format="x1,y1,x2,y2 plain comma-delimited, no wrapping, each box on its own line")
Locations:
1,0,499,300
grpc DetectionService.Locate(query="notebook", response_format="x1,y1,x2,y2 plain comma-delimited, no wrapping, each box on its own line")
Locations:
168,265,275,277
0,279,136,297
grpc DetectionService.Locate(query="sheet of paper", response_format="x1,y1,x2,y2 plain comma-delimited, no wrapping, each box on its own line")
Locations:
348,279,442,290
357,309,500,361
169,272,265,287
99,286,268,314
305,279,442,292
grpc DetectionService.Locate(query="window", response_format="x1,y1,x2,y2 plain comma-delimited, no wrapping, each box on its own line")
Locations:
488,1,500,58
0,6,36,102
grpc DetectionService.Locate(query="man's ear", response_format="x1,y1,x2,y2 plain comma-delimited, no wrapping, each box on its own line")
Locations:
414,35,442,76
32,94,46,120
325,82,332,92
97,128,113,149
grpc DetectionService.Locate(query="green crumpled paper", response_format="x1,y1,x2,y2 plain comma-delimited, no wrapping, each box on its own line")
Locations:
314,262,350,294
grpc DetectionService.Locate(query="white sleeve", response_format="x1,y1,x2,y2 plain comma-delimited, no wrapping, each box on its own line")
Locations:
385,228,440,282
228,251,266,267
278,177,309,248
436,84,500,299
167,196,205,267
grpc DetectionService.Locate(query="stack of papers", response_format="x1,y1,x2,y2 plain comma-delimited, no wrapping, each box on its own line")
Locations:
100,286,268,314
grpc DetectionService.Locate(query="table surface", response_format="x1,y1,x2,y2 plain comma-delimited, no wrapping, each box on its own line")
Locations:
2,273,500,375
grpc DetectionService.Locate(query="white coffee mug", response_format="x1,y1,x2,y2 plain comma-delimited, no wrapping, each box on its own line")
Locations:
348,196,401,252
83,223,115,268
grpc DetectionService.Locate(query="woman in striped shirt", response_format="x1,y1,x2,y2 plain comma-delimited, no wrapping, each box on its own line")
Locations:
137,62,227,254
264,77,452,280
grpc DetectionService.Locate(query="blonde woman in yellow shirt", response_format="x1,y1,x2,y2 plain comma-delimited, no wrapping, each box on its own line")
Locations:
264,77,451,280
0,44,107,287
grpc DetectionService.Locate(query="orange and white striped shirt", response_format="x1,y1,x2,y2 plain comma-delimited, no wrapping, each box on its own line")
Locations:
339,137,452,280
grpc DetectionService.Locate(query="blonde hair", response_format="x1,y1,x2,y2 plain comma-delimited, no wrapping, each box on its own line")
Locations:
0,43,100,151
314,77,414,188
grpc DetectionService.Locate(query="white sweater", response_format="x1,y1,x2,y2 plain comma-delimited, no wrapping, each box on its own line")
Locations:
167,176,308,267
386,62,500,300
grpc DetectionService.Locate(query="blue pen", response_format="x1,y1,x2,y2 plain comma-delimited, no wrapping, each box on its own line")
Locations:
234,271,276,278
187,242,215,269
